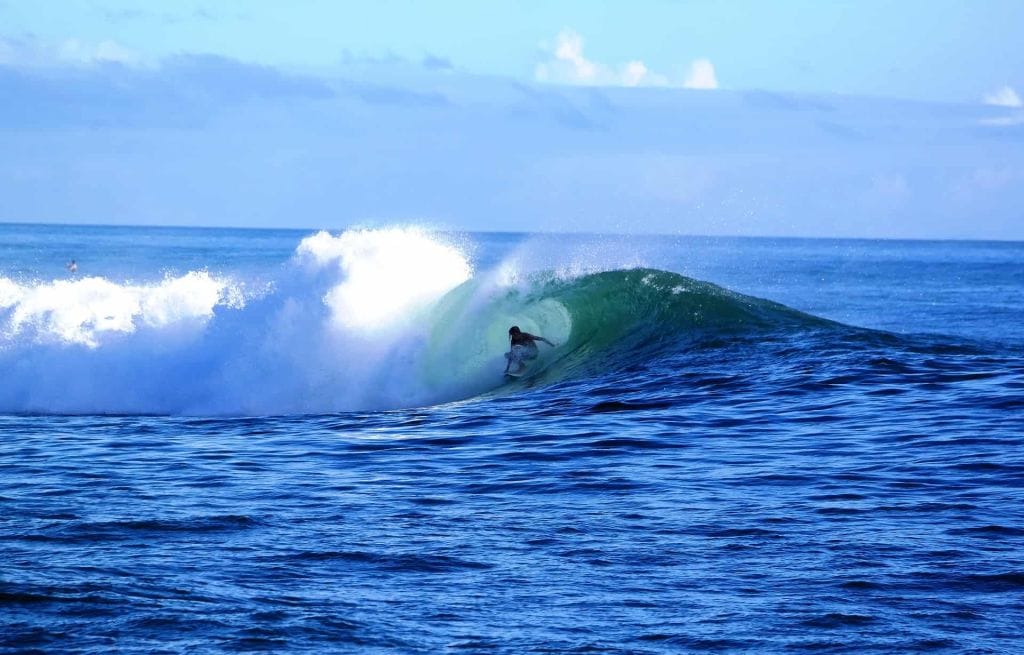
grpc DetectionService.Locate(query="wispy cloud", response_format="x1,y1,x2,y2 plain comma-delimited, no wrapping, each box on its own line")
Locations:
339,79,447,107
99,8,149,22
979,114,1024,127
979,85,1024,126
983,85,1022,108
535,30,717,90
0,34,141,67
58,38,140,65
868,173,910,200
422,54,453,72
98,6,240,25
511,82,607,130
950,167,1024,204
0,52,334,130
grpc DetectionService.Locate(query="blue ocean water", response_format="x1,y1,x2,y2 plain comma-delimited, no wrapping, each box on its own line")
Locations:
1,224,1023,653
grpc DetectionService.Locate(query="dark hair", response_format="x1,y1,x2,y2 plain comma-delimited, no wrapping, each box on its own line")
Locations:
509,326,520,335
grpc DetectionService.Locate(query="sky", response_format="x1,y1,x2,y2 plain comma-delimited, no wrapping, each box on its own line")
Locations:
1,0,1022,238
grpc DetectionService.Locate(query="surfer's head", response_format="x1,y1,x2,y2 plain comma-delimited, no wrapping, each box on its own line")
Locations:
509,326,521,336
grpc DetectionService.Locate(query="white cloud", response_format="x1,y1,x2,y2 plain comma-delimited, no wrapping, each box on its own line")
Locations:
683,58,718,90
0,35,141,67
550,30,596,82
983,85,1022,108
535,30,714,90
58,38,140,65
979,86,1024,126
622,60,649,87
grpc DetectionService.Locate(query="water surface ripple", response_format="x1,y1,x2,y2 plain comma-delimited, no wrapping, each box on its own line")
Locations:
3,330,1023,653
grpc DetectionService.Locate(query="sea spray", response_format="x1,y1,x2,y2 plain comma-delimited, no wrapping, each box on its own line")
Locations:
296,228,471,331
0,227,478,413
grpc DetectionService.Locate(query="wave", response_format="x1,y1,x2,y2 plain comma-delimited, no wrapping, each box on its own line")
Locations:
0,227,821,415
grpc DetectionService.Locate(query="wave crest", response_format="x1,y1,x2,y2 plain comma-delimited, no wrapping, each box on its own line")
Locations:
0,227,816,415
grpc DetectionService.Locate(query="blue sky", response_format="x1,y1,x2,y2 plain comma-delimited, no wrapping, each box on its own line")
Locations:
4,0,1022,102
1,1,1022,237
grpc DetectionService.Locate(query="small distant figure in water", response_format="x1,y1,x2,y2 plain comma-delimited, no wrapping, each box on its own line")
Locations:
66,259,78,274
505,325,554,375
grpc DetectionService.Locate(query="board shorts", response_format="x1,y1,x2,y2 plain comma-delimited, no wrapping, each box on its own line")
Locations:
506,343,539,364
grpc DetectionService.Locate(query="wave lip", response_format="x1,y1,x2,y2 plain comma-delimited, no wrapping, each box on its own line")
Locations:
426,267,821,390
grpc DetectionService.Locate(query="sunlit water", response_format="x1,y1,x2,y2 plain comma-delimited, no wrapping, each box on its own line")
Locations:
2,224,1022,653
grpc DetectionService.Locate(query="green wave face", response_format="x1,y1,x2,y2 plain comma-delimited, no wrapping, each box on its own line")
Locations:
418,268,823,396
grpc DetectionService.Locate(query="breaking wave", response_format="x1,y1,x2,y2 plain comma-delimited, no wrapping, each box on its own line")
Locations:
0,227,820,415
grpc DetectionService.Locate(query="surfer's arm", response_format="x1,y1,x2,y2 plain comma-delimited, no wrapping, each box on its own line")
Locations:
531,335,555,346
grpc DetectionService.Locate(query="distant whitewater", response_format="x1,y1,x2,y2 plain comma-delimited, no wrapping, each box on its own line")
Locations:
0,226,816,415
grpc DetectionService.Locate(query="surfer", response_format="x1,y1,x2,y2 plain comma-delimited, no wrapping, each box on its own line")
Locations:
66,259,78,274
505,326,554,375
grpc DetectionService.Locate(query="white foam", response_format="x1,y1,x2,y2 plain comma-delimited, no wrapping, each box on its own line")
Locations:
0,271,239,347
296,227,471,331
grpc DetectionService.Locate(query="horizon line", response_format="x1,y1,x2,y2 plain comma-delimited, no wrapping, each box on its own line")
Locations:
2,220,1022,245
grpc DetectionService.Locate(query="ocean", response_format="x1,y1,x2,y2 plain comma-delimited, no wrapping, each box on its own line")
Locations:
1,223,1022,653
